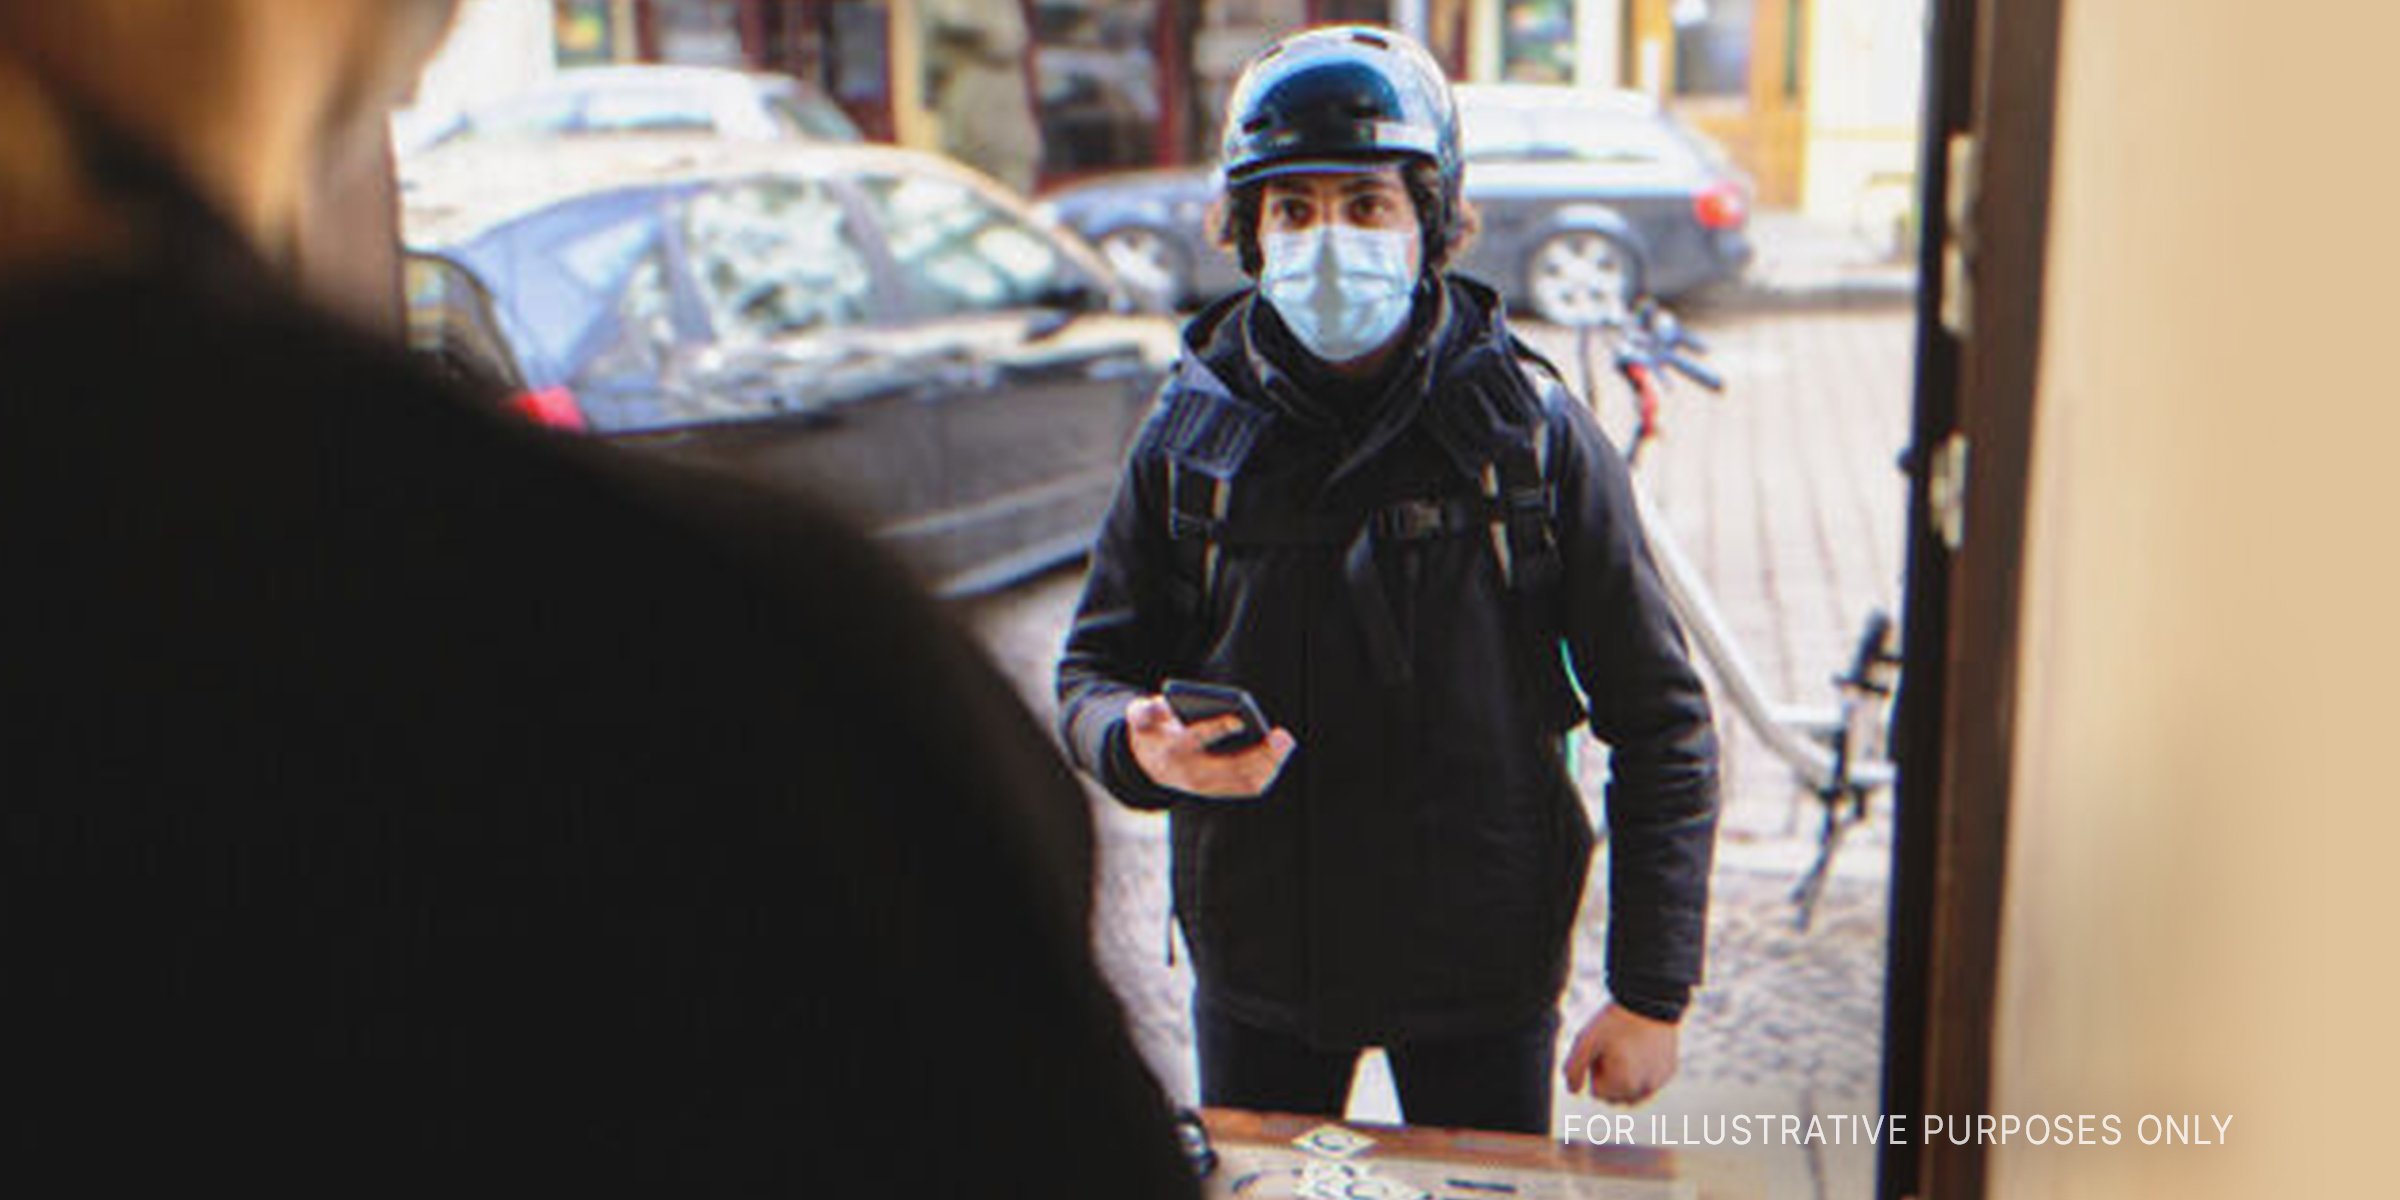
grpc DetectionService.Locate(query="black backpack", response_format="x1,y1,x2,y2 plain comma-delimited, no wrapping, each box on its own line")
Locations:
1151,337,1588,723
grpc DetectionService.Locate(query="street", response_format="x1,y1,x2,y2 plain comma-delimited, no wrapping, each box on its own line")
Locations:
960,302,1914,1198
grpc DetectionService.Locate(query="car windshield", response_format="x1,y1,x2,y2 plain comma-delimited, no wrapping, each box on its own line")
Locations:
1461,106,1698,169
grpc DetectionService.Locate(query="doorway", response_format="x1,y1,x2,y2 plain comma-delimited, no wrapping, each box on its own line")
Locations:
1628,0,1808,207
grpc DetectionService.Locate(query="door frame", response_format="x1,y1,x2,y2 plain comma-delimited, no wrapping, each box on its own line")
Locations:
1626,0,1808,206
1877,0,2066,1196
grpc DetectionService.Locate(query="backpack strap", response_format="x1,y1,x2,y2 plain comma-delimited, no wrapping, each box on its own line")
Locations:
1433,342,1586,725
1508,362,1591,730
1150,342,1584,725
1154,374,1273,628
1429,338,1567,603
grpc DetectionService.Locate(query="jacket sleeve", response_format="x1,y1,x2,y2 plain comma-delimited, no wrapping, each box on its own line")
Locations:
1547,381,1722,1023
1055,408,1191,811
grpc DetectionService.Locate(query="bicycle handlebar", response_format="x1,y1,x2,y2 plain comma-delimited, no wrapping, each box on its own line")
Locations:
1665,352,1724,392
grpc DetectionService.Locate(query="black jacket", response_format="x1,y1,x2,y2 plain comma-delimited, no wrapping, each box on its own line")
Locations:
1058,279,1719,1045
1,134,1196,1196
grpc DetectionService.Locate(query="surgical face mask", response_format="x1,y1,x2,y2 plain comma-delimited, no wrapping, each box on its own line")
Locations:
1259,223,1419,364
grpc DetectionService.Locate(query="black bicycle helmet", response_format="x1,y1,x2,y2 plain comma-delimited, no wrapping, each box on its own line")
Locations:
1219,25,1464,228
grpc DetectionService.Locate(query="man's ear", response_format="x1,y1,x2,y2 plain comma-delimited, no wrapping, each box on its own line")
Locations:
1206,189,1264,277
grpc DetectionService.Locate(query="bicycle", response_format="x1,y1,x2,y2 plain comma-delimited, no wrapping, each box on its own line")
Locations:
1571,301,1902,930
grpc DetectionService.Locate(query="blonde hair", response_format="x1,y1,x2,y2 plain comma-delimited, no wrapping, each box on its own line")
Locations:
0,57,123,274
0,0,456,275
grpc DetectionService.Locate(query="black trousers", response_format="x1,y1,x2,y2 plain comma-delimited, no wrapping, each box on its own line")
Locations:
1194,998,1559,1135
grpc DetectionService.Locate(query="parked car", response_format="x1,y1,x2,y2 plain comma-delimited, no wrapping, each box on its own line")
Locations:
1037,85,1753,324
402,140,1178,596
401,65,861,157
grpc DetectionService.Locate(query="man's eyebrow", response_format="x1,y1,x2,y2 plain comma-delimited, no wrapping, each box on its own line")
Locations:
1261,174,1402,200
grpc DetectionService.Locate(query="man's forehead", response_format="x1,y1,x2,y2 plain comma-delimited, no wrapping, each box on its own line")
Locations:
1259,165,1408,194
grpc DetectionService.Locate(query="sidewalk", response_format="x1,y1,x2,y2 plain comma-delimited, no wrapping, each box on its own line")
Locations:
1533,304,1911,1199
1704,209,1920,315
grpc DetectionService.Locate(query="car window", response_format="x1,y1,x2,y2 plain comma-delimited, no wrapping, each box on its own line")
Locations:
680,177,876,342
581,86,719,135
1461,105,1695,168
483,203,667,386
571,247,698,431
557,216,657,293
461,90,581,141
578,249,679,388
856,173,1075,316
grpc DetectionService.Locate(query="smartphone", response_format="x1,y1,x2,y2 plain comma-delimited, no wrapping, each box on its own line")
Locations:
1162,679,1271,755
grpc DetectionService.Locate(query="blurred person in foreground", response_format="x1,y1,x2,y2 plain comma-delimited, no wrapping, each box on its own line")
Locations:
0,2,1194,1193
1057,27,1719,1134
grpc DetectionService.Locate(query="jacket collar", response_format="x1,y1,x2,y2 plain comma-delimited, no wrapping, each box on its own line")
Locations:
1175,275,1527,491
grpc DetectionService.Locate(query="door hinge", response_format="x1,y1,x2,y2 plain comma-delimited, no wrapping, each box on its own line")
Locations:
1940,133,1978,339
1928,432,1970,550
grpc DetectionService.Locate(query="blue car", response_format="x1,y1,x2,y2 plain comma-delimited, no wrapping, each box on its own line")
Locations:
402,140,1180,596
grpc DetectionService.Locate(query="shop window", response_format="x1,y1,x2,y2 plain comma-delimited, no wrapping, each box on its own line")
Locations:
1673,0,1756,99
554,0,621,68
650,0,749,67
1500,0,1576,83
1031,0,1162,176
1317,0,1391,21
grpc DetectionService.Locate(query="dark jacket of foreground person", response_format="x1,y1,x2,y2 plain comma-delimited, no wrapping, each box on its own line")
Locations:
1059,280,1720,1047
0,149,1197,1196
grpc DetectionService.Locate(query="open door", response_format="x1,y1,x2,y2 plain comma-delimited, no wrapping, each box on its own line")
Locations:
1878,0,2064,1196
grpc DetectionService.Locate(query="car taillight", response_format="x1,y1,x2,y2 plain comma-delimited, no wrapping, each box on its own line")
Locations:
1695,182,1747,231
508,386,588,432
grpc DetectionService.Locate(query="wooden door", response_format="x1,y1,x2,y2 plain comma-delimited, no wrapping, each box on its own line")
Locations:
1629,0,1807,207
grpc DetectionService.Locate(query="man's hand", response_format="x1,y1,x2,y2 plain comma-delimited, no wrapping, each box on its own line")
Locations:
1124,694,1297,799
1562,1003,1680,1105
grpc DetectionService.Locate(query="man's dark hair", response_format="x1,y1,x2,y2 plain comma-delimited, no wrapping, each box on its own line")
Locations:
1209,158,1481,278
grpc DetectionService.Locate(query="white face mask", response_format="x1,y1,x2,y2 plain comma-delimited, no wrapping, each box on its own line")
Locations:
1259,224,1419,364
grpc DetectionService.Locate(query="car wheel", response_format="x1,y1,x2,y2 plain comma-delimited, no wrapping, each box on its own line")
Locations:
1095,226,1188,312
1525,231,1643,327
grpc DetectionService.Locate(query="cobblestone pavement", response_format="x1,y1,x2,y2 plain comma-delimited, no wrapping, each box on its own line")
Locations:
959,306,1914,1191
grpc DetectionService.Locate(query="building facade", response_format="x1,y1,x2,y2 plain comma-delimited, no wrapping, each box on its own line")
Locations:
414,0,1920,226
